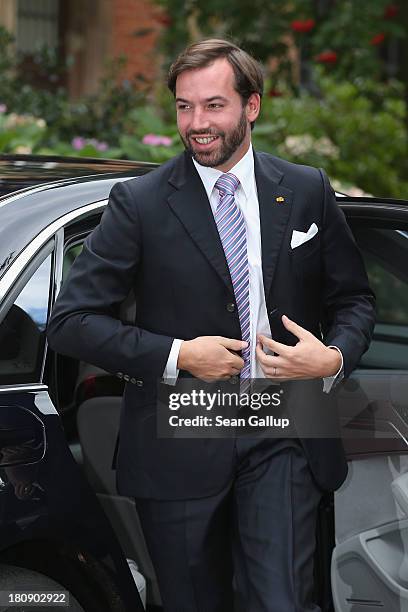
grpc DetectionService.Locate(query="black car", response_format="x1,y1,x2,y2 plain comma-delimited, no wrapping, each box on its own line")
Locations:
0,155,408,611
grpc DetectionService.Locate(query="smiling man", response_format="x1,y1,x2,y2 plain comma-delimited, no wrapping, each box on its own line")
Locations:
47,39,376,611
176,59,250,170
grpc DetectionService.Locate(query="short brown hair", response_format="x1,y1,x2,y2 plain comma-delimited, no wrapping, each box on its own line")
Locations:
168,38,264,104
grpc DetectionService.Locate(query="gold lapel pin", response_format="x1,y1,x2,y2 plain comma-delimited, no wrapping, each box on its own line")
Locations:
276,196,285,203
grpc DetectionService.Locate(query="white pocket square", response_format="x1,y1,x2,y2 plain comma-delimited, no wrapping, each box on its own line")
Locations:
291,223,318,250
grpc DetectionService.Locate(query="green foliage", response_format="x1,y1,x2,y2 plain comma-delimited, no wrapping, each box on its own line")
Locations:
48,56,146,145
157,0,299,76
0,6,406,199
1,73,406,197
308,1,406,81
119,107,182,162
155,0,406,87
0,27,145,150
254,76,407,198
0,113,47,154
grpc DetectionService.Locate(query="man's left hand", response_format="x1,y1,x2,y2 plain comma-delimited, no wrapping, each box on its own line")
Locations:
256,315,342,380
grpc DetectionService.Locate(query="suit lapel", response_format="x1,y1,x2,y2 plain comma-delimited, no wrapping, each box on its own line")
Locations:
166,151,293,300
254,152,293,299
167,152,234,294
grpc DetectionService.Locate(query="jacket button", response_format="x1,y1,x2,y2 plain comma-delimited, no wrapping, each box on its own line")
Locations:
123,374,130,382
130,378,136,384
136,380,144,387
226,303,235,312
117,372,123,379
230,375,239,385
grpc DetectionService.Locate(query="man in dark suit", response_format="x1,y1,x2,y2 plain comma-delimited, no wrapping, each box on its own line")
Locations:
47,39,375,611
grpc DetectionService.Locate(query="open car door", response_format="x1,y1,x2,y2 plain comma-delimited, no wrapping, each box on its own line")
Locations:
332,197,408,612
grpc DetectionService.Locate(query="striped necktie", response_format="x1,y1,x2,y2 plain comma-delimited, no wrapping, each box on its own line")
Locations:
214,173,251,380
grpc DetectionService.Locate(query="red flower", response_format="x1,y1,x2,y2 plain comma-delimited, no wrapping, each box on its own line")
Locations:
384,4,399,19
268,88,283,97
291,19,315,33
370,32,386,45
315,50,338,64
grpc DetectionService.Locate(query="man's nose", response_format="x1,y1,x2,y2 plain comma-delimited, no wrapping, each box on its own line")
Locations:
190,108,210,132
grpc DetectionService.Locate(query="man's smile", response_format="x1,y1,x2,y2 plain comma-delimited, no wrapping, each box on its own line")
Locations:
190,135,220,147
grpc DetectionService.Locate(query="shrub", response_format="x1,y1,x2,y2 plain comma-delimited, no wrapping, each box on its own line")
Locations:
254,76,407,198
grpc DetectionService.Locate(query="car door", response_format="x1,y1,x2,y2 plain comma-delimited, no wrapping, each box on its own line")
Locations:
0,225,145,610
332,198,408,612
51,210,162,608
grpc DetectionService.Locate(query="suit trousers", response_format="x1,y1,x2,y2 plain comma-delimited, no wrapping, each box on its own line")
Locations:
135,436,323,612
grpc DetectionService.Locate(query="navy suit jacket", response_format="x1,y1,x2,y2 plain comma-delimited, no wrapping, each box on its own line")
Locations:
47,150,376,499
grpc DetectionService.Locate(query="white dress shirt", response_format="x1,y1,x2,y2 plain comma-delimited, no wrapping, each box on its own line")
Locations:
162,144,343,391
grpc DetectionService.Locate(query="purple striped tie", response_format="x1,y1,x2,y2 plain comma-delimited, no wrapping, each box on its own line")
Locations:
215,173,251,380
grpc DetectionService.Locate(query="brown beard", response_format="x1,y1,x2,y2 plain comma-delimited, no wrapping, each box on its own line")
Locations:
180,107,248,168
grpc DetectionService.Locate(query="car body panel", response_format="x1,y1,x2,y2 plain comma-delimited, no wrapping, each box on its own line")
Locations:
0,175,140,283
331,210,408,612
0,154,156,196
0,387,144,610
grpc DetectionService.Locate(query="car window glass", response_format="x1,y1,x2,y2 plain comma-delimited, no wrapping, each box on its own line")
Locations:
355,227,408,370
365,254,408,326
0,254,52,385
62,243,83,283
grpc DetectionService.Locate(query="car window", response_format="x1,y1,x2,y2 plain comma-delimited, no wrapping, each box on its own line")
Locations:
62,243,83,283
354,227,408,370
365,253,408,326
0,253,52,385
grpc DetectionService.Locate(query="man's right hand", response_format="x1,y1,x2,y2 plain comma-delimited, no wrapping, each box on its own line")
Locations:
177,336,248,382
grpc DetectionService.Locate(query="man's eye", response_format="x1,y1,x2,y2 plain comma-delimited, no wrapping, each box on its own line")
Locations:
208,103,222,109
177,104,191,111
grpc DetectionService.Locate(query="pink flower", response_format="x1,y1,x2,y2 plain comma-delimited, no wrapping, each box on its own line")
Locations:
159,136,172,147
97,141,108,151
142,134,160,145
0,104,7,114
143,133,172,147
72,136,85,150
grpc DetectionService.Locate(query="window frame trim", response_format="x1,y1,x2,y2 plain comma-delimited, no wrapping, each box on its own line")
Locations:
0,201,107,388
0,243,54,387
0,200,106,303
0,241,54,327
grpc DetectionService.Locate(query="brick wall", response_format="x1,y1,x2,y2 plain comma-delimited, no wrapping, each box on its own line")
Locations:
111,0,163,87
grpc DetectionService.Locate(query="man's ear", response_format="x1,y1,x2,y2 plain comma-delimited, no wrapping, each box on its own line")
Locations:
246,93,261,123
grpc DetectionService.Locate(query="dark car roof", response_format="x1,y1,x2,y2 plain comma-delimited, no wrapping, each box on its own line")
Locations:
0,154,156,196
0,158,157,279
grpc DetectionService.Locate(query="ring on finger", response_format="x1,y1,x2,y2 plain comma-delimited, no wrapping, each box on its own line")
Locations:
273,367,277,377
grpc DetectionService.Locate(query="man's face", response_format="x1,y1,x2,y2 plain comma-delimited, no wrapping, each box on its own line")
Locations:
175,58,260,172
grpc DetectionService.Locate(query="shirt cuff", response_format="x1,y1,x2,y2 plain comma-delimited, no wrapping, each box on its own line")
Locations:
322,346,344,394
162,339,183,385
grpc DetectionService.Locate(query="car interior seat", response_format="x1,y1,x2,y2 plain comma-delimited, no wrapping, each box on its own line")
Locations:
75,290,161,606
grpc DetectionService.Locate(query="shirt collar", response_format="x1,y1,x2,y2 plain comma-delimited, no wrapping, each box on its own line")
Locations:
192,143,254,201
